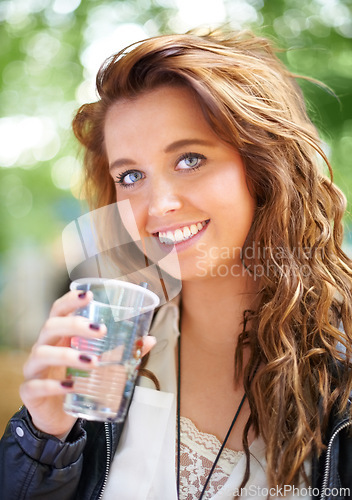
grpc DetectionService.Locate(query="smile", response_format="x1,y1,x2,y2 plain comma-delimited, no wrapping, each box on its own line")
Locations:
157,220,209,245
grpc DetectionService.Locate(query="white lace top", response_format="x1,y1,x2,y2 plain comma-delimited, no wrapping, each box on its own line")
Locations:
178,416,244,500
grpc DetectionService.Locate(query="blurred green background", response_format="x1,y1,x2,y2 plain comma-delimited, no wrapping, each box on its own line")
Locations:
0,0,352,354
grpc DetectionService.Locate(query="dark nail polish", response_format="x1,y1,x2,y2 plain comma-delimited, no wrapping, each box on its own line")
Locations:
89,323,100,331
61,380,74,388
79,354,92,363
78,292,87,299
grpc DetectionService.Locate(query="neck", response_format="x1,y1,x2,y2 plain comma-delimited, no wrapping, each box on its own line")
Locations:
180,273,259,355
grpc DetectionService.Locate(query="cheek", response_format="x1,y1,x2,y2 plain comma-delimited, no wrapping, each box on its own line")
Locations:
232,190,256,235
210,174,255,243
209,167,255,212
238,188,256,222
115,197,142,242
116,196,148,241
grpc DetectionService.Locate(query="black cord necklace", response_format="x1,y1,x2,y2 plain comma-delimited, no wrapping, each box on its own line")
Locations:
176,335,247,500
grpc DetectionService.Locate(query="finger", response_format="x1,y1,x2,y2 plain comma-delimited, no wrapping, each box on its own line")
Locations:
23,345,99,380
49,290,94,318
37,315,107,347
20,378,76,401
141,336,157,356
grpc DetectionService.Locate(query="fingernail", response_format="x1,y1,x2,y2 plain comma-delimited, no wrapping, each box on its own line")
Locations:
89,323,100,331
78,292,87,299
79,354,92,363
136,338,143,348
61,380,74,388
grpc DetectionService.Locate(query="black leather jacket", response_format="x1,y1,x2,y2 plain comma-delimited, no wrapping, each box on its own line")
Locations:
0,401,351,500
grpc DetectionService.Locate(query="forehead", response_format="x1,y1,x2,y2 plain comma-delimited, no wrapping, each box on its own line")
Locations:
103,85,212,138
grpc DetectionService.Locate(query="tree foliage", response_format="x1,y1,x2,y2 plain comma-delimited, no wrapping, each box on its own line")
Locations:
0,0,351,257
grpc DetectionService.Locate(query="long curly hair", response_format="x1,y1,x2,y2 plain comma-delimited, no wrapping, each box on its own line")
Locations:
72,28,352,489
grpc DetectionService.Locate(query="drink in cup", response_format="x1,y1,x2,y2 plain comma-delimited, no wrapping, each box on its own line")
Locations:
64,278,160,422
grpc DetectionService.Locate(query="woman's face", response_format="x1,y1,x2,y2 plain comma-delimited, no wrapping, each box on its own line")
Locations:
104,85,255,281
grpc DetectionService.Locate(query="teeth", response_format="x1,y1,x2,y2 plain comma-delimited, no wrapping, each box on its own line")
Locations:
166,231,175,242
183,227,191,238
158,220,208,245
174,229,183,242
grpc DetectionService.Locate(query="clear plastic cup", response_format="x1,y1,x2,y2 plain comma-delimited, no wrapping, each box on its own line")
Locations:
63,278,159,422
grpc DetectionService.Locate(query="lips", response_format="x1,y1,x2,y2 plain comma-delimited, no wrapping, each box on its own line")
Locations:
156,220,210,245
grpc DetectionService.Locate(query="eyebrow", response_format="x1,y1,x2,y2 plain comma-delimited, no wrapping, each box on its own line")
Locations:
164,138,215,153
109,138,215,171
109,158,136,171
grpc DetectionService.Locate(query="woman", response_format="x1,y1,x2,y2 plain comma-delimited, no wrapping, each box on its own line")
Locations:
1,28,352,499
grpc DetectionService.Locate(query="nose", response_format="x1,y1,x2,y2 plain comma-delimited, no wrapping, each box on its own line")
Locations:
147,176,183,217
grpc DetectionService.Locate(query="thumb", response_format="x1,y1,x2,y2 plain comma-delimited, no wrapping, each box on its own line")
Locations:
141,335,157,357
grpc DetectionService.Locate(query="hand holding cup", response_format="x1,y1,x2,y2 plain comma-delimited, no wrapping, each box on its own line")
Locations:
19,280,158,438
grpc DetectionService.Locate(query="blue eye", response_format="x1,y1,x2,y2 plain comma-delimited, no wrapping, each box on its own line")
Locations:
124,171,143,184
115,170,143,187
177,153,206,170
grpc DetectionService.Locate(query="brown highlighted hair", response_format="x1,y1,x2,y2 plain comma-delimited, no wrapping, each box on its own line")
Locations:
72,29,352,489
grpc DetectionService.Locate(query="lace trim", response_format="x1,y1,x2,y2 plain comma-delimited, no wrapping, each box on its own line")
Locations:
177,416,244,499
180,416,244,474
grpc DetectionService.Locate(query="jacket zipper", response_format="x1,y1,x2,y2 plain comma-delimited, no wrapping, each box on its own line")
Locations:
97,422,112,500
319,419,352,500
